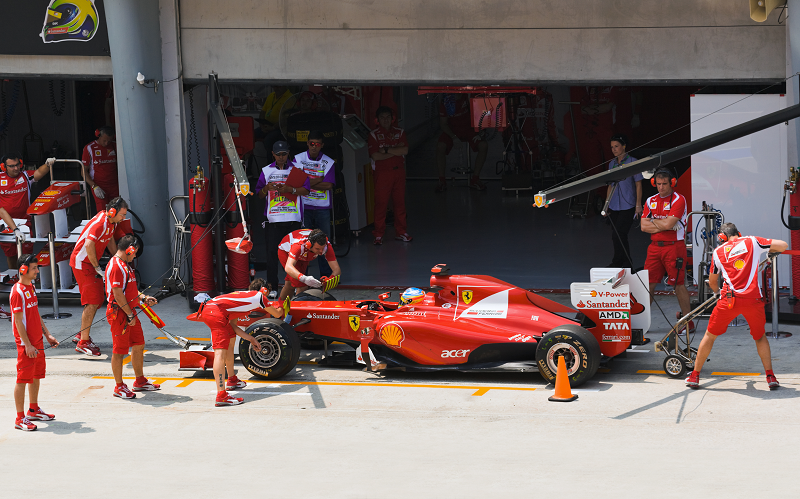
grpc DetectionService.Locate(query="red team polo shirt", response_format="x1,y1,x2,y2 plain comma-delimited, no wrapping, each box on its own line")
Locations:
10,282,43,347
711,236,772,299
0,170,35,219
643,191,687,242
206,290,268,321
368,126,408,171
105,255,139,307
70,211,118,270
278,229,337,264
82,140,118,190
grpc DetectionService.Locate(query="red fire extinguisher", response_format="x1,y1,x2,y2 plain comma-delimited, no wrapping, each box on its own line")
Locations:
223,173,250,290
189,172,215,293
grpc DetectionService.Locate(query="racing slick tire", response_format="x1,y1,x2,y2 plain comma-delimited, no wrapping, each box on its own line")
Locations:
535,325,601,387
239,318,301,379
293,289,337,301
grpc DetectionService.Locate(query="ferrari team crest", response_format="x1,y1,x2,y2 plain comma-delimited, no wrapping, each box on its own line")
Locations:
461,290,473,305
239,184,251,196
534,192,546,208
349,315,360,332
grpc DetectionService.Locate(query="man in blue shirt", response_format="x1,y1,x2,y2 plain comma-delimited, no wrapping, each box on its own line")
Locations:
603,134,642,268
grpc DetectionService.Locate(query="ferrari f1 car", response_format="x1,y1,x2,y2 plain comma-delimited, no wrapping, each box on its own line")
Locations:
195,264,651,387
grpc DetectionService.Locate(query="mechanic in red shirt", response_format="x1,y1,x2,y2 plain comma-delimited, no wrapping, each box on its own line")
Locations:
82,126,119,214
368,106,412,245
436,94,489,192
10,254,59,431
0,152,55,269
641,168,692,325
69,197,128,357
686,224,787,390
105,235,161,399
277,228,341,302
196,277,283,407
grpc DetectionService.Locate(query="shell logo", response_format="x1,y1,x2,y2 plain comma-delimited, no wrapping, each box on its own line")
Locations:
733,259,745,270
576,300,585,308
43,190,60,196
590,290,597,297
379,324,405,348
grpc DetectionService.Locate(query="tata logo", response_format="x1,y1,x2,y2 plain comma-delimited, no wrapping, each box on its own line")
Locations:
603,322,630,330
441,349,470,358
599,311,629,319
461,290,473,305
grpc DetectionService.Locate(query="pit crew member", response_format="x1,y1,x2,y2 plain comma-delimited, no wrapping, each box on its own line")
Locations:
105,235,161,399
82,126,119,213
11,254,59,431
604,134,642,268
436,94,488,192
70,197,128,357
0,153,55,269
640,168,692,328
196,278,283,407
368,106,412,245
0,206,26,258
295,130,336,278
255,140,310,294
686,223,787,390
277,228,341,302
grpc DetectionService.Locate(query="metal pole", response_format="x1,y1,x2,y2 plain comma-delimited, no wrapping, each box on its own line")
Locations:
770,254,791,339
42,232,71,319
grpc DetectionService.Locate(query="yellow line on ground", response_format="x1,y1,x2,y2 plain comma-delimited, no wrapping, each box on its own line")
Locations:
122,350,148,365
711,372,761,376
155,337,210,342
92,376,536,396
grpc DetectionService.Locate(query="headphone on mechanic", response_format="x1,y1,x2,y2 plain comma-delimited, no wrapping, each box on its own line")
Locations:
18,254,36,276
650,167,677,188
0,154,23,173
717,223,741,243
305,229,327,250
106,198,124,219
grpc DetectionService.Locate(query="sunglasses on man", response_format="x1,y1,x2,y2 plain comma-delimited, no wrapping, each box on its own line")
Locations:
308,141,323,147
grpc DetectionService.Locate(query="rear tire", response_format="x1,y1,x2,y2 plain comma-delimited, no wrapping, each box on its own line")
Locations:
239,319,300,379
293,289,337,301
535,325,601,387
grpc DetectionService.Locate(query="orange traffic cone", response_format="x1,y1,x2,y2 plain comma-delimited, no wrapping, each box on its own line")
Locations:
548,355,578,402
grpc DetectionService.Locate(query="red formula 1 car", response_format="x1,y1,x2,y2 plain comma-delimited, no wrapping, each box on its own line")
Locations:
230,264,640,387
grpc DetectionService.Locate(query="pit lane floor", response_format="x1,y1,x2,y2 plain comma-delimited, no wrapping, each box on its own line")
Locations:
1,291,799,498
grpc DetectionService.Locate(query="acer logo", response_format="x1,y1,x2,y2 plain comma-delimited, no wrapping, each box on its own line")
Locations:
441,349,470,358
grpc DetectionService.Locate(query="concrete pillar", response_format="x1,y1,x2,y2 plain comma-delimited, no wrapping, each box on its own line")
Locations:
790,1,800,166
104,0,170,285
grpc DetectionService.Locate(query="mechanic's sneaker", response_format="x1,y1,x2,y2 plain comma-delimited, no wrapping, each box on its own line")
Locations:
685,371,700,389
395,233,413,242
226,376,246,390
26,407,55,421
767,374,780,390
72,333,80,344
468,177,487,191
215,391,244,407
113,384,136,399
132,378,161,392
15,416,37,431
434,181,447,193
373,236,383,246
76,340,101,357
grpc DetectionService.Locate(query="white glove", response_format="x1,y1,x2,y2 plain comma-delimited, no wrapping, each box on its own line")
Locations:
46,157,56,167
298,274,322,288
94,266,104,279
93,185,106,199
13,228,25,244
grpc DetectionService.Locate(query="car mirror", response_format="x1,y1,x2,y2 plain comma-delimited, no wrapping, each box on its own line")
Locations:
378,292,391,301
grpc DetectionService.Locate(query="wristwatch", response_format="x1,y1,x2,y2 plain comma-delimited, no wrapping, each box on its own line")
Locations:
292,186,297,195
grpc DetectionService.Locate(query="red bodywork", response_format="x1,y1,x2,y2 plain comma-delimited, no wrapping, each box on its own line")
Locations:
27,182,81,215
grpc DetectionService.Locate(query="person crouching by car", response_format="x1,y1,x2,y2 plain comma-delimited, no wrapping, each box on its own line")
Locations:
277,228,341,302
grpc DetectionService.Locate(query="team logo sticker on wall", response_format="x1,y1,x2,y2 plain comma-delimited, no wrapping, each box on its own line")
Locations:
41,0,100,44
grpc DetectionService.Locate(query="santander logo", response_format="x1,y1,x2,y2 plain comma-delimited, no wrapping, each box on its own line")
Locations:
577,300,585,308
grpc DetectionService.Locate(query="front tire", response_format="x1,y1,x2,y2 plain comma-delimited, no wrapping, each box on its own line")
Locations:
239,319,301,379
535,325,601,387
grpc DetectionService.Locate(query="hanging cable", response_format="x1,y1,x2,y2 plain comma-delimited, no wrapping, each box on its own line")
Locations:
48,80,66,117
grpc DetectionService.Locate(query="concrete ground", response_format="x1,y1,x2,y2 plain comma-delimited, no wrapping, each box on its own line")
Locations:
2,290,800,498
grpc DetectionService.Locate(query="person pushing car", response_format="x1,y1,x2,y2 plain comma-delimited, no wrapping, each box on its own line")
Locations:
277,228,341,302
685,223,787,390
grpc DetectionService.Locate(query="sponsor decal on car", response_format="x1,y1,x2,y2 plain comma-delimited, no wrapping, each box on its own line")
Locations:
306,313,340,320
397,311,426,317
530,315,539,321
456,289,509,320
598,311,629,319
602,334,629,342
509,334,534,342
349,315,360,331
461,290,473,304
441,303,452,308
441,349,470,358
379,324,404,348
603,322,630,330
575,299,628,309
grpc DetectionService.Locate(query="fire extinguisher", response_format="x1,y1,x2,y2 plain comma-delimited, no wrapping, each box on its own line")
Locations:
189,171,215,293
223,173,249,290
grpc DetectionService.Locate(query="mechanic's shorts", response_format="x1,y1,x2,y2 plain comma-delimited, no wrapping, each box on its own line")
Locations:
707,297,766,340
107,306,145,355
1,240,33,259
438,131,481,155
200,303,236,350
645,242,687,286
74,264,106,306
16,341,46,384
278,250,309,288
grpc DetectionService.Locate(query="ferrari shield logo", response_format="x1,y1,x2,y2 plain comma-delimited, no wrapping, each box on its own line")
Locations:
240,184,251,196
349,315,360,332
461,290,473,305
534,193,545,208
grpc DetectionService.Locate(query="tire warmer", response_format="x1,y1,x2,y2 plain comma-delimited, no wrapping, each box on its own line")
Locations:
223,173,250,290
189,174,215,293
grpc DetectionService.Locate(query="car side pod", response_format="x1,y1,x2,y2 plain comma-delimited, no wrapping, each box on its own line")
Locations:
548,355,578,402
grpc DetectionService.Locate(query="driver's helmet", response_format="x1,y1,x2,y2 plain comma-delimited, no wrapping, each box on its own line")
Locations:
41,0,99,43
400,287,425,306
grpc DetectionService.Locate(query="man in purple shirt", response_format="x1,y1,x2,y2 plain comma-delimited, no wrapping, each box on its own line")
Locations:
603,134,643,268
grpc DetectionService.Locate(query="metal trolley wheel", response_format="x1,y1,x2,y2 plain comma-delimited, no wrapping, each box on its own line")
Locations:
663,354,687,378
